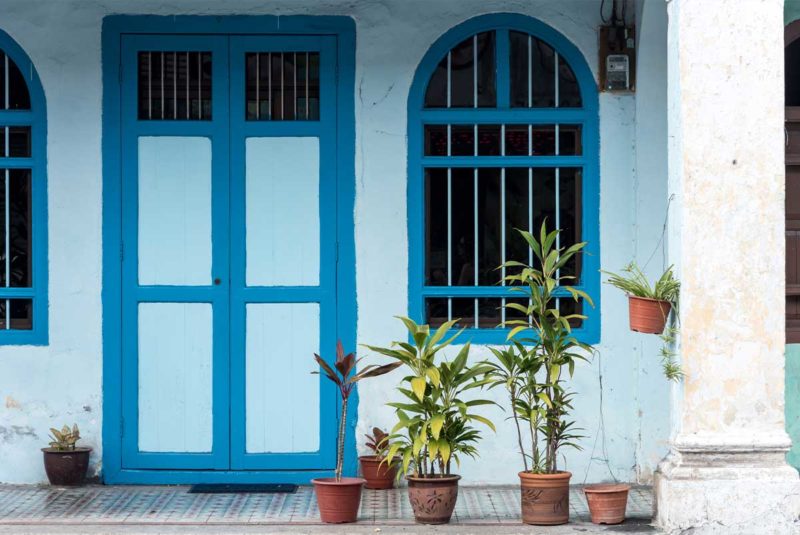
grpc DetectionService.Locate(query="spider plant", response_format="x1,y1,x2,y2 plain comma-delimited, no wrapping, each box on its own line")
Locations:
603,262,680,303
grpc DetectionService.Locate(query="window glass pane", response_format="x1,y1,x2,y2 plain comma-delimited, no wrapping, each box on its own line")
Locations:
307,52,320,119
477,125,500,156
478,298,501,328
8,169,30,288
505,125,529,156
559,124,583,155
426,298,449,328
559,297,584,328
5,127,31,157
425,168,448,286
139,51,212,120
477,168,501,285
532,125,556,155
270,53,283,119
282,53,296,121
505,297,530,322
451,168,475,286
451,125,474,156
505,167,530,266
450,37,474,108
558,54,582,108
559,168,582,283
0,52,5,109
509,31,529,108
424,125,448,156
451,298,475,328
476,32,496,108
533,167,556,236
425,56,448,108
0,298,33,330
5,54,30,110
246,53,258,119
532,39,556,107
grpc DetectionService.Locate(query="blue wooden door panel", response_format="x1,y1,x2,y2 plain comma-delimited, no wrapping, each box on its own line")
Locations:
228,35,338,470
120,34,231,470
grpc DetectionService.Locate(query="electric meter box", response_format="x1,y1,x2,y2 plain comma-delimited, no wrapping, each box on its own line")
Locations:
606,54,630,91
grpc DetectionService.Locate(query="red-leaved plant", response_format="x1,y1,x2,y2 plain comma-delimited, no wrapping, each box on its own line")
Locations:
314,341,402,481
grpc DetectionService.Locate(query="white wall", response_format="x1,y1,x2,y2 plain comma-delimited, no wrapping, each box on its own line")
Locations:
0,0,670,484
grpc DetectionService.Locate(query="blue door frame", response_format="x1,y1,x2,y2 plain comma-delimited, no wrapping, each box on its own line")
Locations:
102,16,357,485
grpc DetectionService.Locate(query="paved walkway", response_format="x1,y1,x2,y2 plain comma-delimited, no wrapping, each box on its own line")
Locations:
0,484,658,534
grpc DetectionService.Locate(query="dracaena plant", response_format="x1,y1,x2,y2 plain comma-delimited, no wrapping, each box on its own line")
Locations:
488,223,593,474
365,317,496,478
314,341,402,481
364,427,391,458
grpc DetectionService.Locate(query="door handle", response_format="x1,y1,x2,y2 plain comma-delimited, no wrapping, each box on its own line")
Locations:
214,278,221,286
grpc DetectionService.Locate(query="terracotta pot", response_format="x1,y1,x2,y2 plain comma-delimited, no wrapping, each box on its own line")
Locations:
406,474,461,524
628,295,671,334
359,455,398,489
584,484,630,524
42,447,91,486
311,477,365,523
519,471,571,525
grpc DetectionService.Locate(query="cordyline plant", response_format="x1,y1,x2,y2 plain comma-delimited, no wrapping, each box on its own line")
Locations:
486,223,592,474
365,317,496,478
364,427,391,457
313,341,402,481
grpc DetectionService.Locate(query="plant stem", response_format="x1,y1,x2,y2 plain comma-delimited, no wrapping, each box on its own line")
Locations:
511,389,528,472
336,397,347,481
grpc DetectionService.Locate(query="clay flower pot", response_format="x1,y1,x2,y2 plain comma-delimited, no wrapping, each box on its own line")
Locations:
406,474,461,524
42,447,92,486
311,477,365,523
519,471,571,525
359,455,398,489
628,295,671,334
584,483,630,524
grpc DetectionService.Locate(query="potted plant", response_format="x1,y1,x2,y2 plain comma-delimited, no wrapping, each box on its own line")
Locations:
42,424,91,486
366,317,496,525
311,341,402,523
359,427,398,489
487,223,593,525
604,262,679,335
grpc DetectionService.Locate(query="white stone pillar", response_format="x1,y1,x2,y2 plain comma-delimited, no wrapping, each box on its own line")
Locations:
655,0,800,532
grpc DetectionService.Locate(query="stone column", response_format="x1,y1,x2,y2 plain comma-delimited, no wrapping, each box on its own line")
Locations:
655,0,800,532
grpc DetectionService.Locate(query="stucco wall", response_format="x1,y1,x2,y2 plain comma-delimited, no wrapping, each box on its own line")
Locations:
0,0,671,484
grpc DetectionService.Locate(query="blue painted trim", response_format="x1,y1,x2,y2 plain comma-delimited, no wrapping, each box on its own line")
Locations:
101,15,358,484
0,30,49,345
407,13,600,345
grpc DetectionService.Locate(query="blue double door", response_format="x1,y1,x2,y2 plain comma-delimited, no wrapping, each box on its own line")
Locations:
118,34,341,478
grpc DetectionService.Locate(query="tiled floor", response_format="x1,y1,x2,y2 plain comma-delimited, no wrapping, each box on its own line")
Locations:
0,484,653,528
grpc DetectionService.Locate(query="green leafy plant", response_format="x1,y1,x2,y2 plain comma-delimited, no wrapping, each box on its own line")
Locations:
488,223,593,474
603,262,679,303
603,262,683,381
313,341,402,481
364,427,391,457
48,424,81,451
365,317,496,478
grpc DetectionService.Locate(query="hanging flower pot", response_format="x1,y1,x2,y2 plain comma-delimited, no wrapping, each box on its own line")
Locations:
519,471,571,525
407,474,461,524
628,295,671,334
584,483,630,525
312,477,366,523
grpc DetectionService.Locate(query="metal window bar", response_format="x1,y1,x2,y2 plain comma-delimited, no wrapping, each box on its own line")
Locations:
173,52,177,120
293,52,298,119
256,53,260,120
447,51,452,108
281,53,285,120
306,52,310,120
447,123,452,321
197,52,202,120
473,34,478,109
147,52,152,120
4,166,9,329
554,51,560,108
160,52,164,120
528,35,532,108
4,52,9,110
185,53,190,119
500,124,506,326
268,53,272,120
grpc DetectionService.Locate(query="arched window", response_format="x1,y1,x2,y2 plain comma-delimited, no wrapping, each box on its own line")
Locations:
408,14,599,342
0,30,47,344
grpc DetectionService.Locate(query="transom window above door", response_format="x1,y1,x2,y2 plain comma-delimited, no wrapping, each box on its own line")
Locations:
408,15,600,343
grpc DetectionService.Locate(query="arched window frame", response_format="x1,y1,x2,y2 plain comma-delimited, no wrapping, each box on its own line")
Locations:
0,30,48,345
407,13,599,344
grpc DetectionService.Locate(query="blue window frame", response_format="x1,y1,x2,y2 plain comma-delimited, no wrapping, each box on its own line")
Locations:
0,30,48,345
408,14,599,344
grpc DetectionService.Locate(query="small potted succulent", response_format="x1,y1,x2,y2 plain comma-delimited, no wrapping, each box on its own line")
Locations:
359,427,398,489
311,341,402,523
604,262,679,335
366,317,496,525
42,424,91,486
488,223,593,525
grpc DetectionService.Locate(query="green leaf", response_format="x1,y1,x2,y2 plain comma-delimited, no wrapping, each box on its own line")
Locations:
468,414,496,432
426,367,441,387
430,414,444,440
438,440,451,466
411,376,427,401
549,364,561,383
